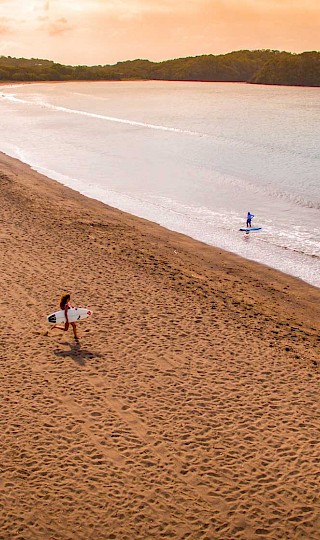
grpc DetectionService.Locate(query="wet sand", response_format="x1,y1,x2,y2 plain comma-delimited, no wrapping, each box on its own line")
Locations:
0,152,319,539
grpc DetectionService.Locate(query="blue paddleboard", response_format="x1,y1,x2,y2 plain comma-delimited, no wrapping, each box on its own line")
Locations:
239,227,262,232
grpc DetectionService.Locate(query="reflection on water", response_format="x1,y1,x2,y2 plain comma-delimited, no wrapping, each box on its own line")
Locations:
0,81,319,286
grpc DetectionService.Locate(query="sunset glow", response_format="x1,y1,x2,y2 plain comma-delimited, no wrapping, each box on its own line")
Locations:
0,0,319,65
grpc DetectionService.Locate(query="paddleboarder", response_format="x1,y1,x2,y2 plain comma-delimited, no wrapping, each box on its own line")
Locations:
246,212,254,227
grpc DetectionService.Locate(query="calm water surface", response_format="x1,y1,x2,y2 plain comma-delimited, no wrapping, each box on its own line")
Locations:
0,81,319,286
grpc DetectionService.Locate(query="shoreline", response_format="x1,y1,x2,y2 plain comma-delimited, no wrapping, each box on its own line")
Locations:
0,140,318,289
1,151,320,539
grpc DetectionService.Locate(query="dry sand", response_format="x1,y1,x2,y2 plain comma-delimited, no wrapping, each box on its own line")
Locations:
0,152,319,540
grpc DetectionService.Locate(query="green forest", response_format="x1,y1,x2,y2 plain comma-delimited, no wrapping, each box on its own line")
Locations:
0,50,319,86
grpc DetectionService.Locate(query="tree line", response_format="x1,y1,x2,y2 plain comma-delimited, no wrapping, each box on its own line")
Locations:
0,50,319,87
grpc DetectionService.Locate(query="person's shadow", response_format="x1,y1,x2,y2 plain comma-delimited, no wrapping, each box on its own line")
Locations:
53,341,102,366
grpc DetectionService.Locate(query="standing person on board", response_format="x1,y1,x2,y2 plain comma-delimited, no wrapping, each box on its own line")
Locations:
51,293,79,340
246,212,254,228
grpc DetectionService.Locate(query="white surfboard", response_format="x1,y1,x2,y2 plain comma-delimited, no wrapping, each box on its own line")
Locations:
47,308,93,325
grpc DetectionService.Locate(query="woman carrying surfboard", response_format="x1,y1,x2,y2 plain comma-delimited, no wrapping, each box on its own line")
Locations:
51,293,79,340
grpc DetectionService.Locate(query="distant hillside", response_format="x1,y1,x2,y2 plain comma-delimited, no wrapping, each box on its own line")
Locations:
0,50,319,87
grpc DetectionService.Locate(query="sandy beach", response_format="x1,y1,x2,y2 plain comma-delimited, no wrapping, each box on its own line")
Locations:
0,152,319,539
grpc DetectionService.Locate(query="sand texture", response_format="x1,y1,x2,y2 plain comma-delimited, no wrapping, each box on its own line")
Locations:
0,153,319,540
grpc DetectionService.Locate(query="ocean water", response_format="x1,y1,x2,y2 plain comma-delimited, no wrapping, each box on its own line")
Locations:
0,81,319,287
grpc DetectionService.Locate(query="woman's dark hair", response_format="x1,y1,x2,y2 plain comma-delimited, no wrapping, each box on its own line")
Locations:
60,293,71,309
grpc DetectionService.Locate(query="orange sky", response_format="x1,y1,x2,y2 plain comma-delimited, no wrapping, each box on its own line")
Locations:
0,0,319,65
